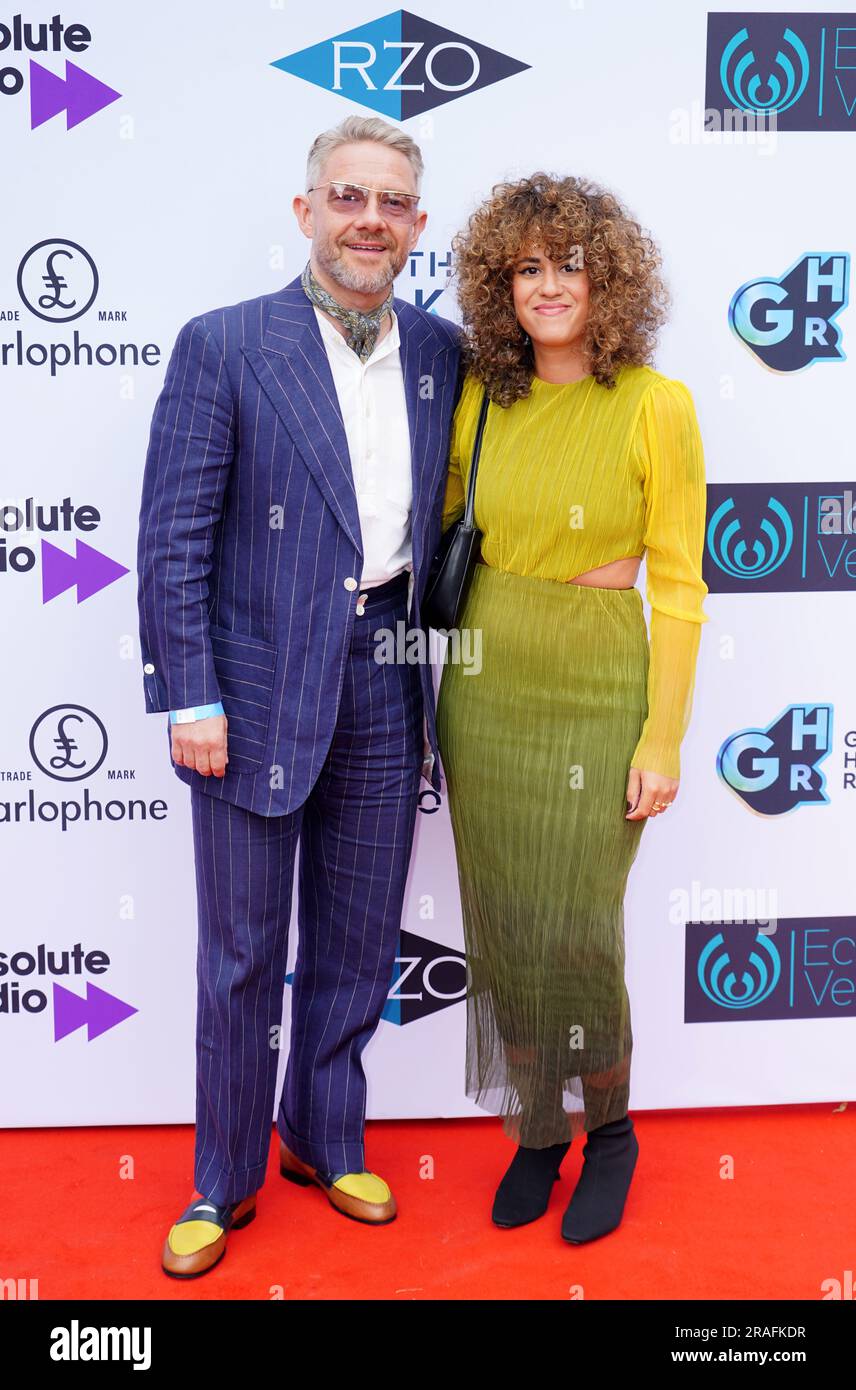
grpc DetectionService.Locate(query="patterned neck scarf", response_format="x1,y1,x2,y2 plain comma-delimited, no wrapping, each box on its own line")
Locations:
301,261,393,363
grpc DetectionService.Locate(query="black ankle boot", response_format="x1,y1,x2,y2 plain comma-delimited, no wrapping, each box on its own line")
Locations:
561,1114,638,1244
492,1141,571,1228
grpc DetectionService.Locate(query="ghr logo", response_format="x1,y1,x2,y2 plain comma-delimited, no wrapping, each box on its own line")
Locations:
717,703,832,815
729,254,849,372
272,9,530,118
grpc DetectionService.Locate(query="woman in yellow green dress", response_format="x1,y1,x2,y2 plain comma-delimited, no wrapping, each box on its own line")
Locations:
434,173,709,1243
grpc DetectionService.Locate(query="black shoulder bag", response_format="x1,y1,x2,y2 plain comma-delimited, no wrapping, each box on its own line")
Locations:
421,386,490,631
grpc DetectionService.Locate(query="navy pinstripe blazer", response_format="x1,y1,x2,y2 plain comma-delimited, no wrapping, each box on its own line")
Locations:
136,274,462,816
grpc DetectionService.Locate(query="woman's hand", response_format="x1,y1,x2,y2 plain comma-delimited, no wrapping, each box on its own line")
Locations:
625,766,677,820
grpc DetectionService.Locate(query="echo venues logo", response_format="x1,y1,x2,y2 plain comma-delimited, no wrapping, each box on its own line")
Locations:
1,704,171,830
0,15,120,130
285,929,466,1025
272,9,530,117
2,239,163,375
0,940,138,1037
684,917,856,1022
705,13,856,132
1,494,129,602
729,254,849,372
704,482,856,596
717,704,832,815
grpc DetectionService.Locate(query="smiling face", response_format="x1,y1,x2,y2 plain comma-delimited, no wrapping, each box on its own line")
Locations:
293,139,428,303
511,242,591,353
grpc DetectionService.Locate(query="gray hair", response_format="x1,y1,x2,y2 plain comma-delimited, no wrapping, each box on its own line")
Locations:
305,115,424,193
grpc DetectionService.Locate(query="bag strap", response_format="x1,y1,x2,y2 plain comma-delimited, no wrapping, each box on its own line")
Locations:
463,386,490,528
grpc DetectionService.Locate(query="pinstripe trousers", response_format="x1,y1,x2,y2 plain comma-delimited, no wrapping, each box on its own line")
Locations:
188,572,423,1206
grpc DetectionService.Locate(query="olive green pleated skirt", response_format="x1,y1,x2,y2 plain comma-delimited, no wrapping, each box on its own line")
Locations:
435,562,651,1148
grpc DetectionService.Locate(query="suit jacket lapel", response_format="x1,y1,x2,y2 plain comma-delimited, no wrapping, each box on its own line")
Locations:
397,297,449,578
241,275,452,568
241,280,363,555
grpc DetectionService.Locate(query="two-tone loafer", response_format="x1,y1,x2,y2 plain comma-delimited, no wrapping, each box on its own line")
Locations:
161,1192,257,1278
279,1140,396,1224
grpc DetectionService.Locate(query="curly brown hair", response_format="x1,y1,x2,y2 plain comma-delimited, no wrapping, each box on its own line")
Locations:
451,172,671,404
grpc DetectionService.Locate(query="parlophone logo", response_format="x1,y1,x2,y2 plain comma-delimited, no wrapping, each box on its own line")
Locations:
17,238,98,323
697,929,781,1009
3,239,162,375
728,254,848,372
1,705,170,830
273,9,530,117
685,918,856,1021
29,704,108,781
717,704,832,815
705,14,856,132
0,15,121,130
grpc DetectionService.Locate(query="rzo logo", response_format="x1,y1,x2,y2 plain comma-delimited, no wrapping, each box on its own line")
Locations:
285,928,466,1024
384,929,467,1024
272,9,530,117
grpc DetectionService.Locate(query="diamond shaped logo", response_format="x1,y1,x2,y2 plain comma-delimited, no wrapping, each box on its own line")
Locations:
271,9,530,118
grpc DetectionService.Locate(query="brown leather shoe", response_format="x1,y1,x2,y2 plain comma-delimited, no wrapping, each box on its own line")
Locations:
279,1140,397,1224
161,1193,257,1279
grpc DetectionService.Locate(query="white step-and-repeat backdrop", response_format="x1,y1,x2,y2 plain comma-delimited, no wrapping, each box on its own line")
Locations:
2,0,854,1126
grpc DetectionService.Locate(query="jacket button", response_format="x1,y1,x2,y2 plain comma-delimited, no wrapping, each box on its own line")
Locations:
343,577,358,591
143,663,155,674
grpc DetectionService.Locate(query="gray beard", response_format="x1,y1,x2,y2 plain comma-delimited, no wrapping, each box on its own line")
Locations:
315,235,407,295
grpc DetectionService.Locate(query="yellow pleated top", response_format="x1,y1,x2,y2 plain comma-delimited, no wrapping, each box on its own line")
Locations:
440,365,710,780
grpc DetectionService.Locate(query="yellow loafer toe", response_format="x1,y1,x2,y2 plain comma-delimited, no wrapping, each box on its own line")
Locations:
279,1141,397,1224
161,1194,256,1279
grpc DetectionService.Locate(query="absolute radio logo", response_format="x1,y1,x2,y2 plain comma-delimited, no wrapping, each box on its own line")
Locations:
0,495,129,601
272,9,530,117
0,14,121,130
0,940,138,1038
2,239,163,375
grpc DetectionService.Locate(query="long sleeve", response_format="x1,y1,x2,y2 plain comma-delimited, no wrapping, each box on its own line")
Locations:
441,444,465,533
440,367,477,534
630,377,710,780
136,318,236,713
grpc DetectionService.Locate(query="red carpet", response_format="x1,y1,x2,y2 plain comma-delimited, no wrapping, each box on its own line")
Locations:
4,1105,854,1300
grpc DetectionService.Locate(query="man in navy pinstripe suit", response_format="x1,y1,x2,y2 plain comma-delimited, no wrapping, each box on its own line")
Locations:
136,114,462,1278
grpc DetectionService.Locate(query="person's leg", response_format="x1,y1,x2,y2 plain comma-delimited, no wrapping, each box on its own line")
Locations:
561,1112,639,1244
277,579,423,1176
191,783,302,1205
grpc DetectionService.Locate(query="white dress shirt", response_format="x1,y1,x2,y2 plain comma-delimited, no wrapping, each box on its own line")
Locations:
313,303,413,588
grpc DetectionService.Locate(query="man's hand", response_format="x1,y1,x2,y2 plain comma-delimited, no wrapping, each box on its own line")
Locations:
625,766,677,820
171,714,229,778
